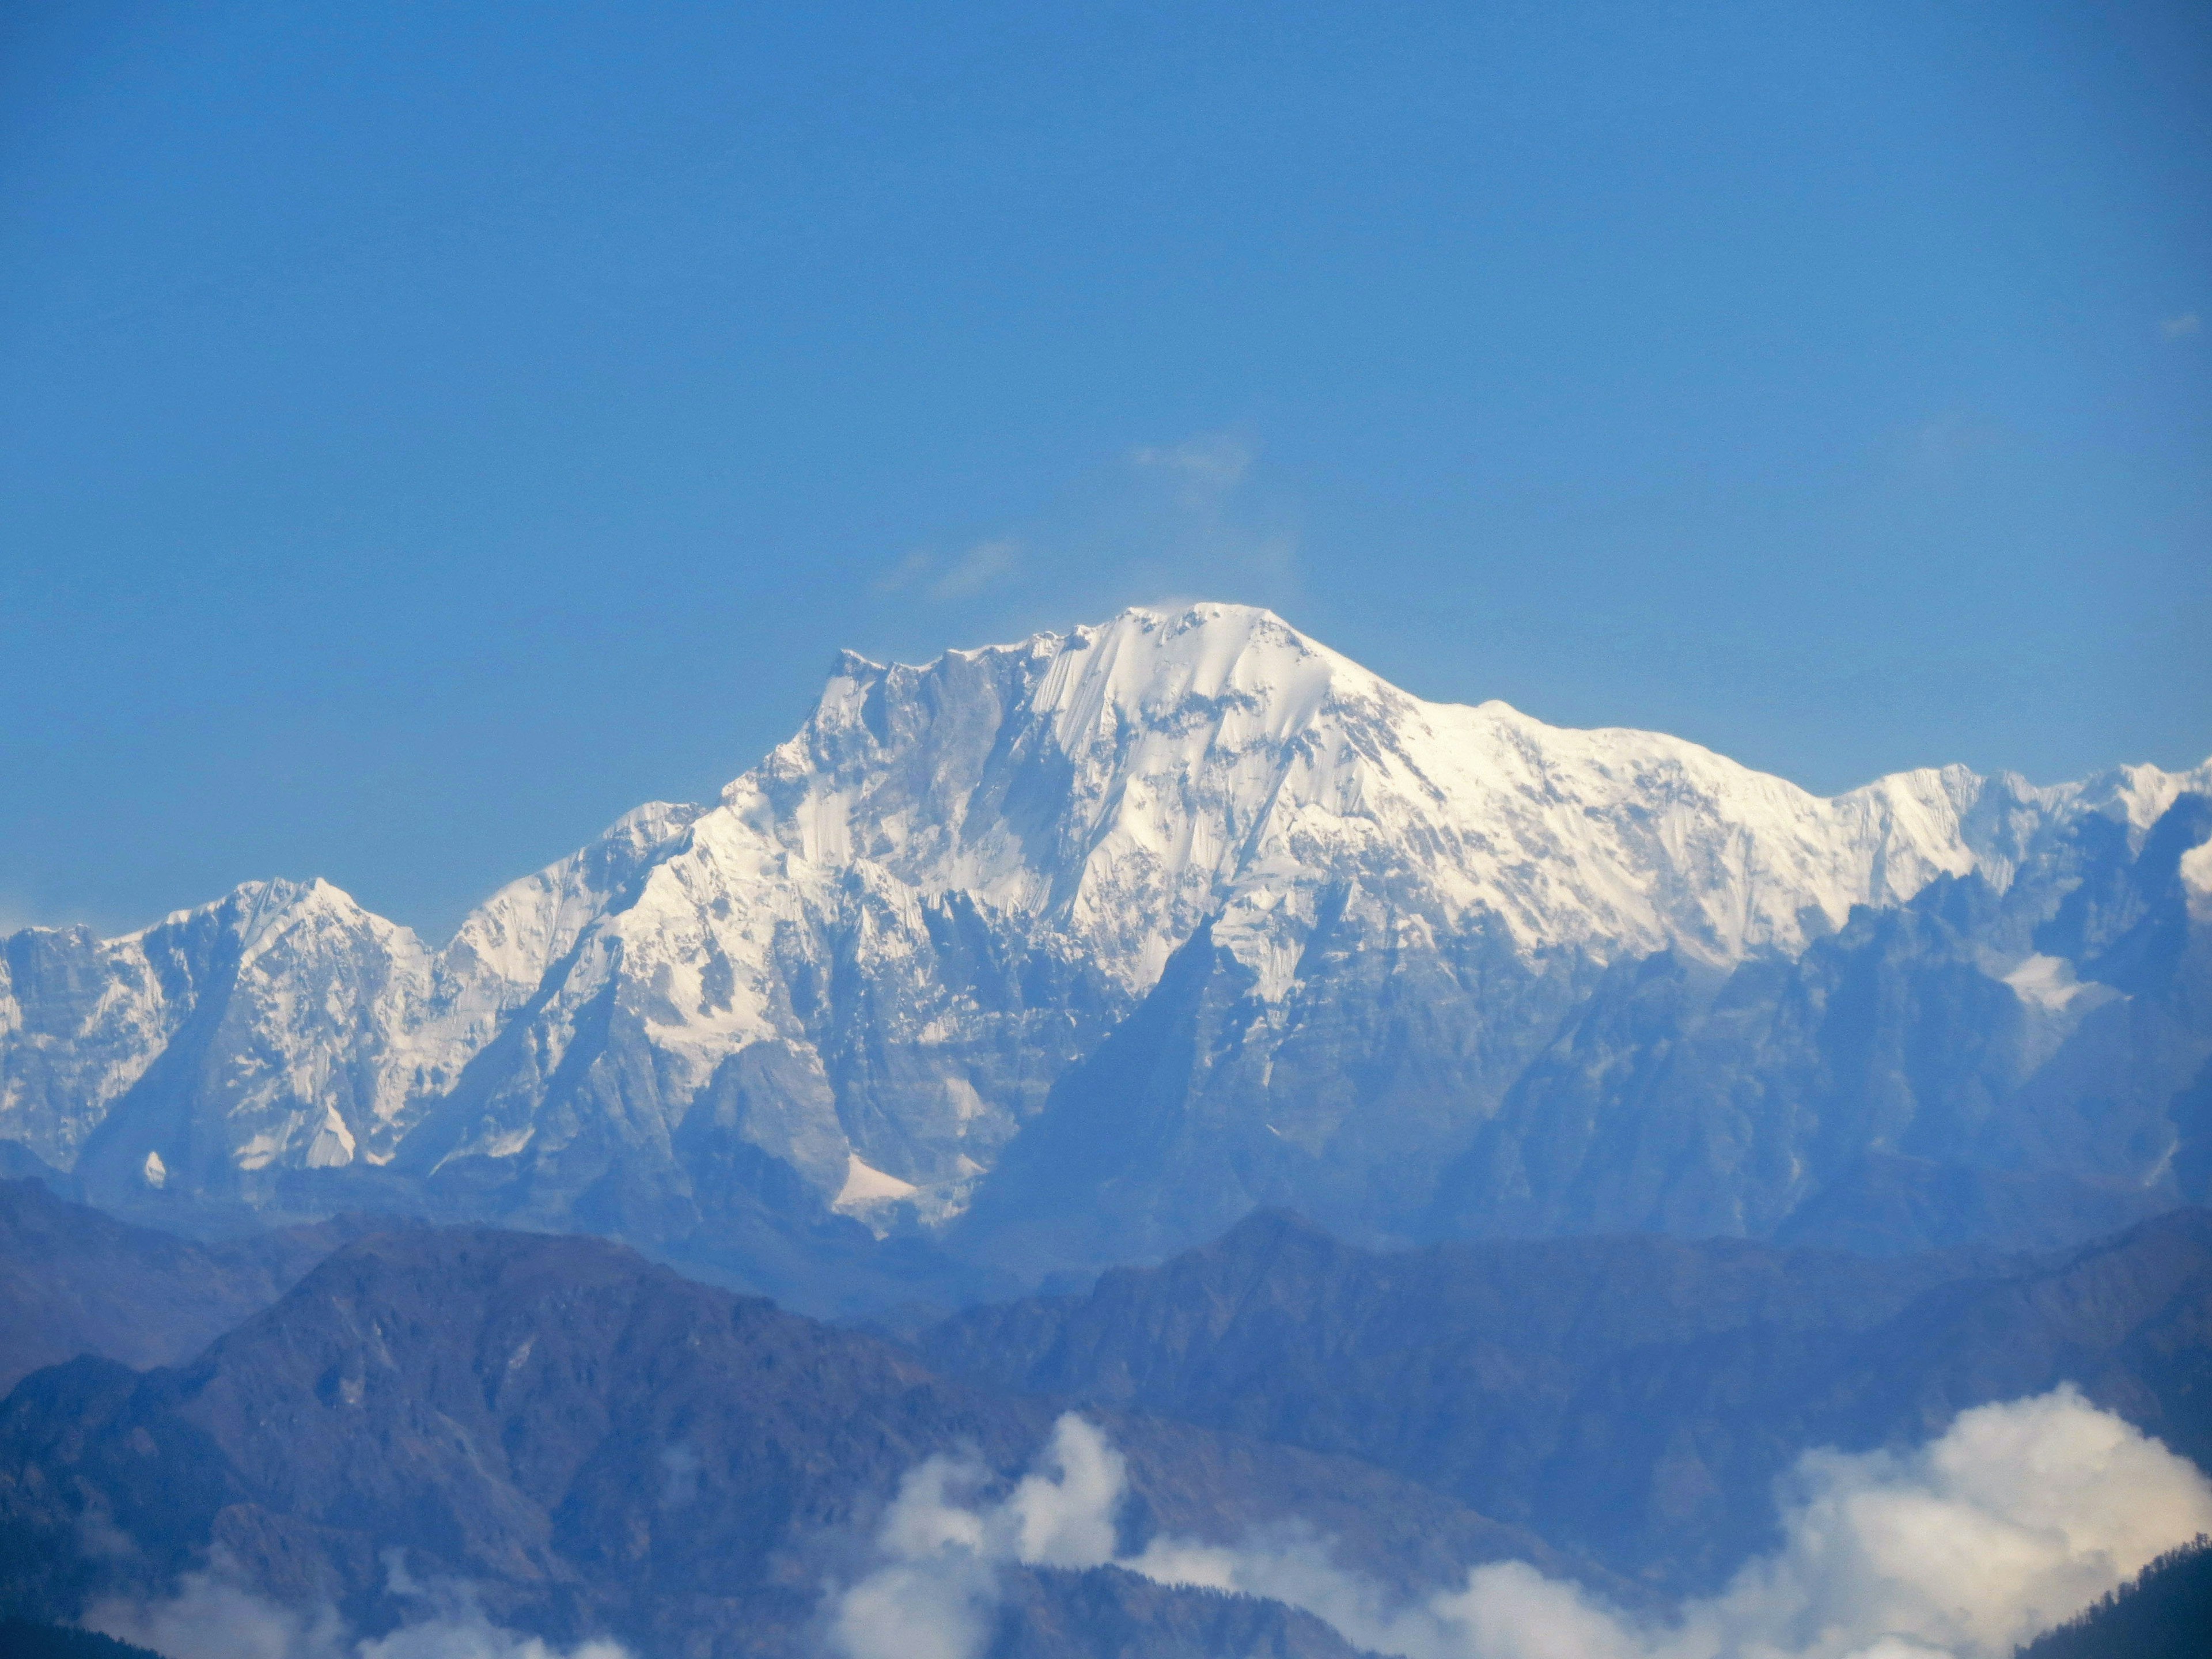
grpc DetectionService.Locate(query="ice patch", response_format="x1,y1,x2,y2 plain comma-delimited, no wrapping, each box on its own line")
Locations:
835,1153,919,1212
305,1106,357,1169
944,1077,988,1124
2000,953,2096,1014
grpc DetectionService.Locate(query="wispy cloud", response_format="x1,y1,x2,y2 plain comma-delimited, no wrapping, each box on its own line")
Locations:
872,538,1027,604
2161,312,2201,341
863,427,1302,636
85,1550,634,1659
1130,431,1258,508
1905,409,2007,468
832,1389,2212,1659
934,537,1025,600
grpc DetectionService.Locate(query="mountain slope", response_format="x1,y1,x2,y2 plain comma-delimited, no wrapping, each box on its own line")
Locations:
3,604,2207,1291
1422,794,2212,1254
954,787,2212,1270
919,1206,2212,1592
0,1226,1573,1658
0,1179,389,1395
2014,1536,2212,1659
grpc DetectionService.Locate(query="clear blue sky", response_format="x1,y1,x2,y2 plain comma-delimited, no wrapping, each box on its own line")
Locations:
3,1,2207,939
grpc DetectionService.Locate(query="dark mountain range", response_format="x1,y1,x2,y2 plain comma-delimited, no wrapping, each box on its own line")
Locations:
0,1224,1571,1658
920,1205,2212,1591
975,1570,1377,1659
0,1179,397,1396
0,1179,2203,1652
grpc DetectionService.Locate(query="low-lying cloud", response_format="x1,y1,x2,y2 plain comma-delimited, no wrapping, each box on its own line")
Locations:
84,1551,631,1659
830,1414,1127,1659
828,1388,2212,1659
69,1389,2212,1659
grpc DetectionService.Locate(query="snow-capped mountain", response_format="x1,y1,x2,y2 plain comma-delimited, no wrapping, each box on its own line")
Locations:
4,604,2208,1294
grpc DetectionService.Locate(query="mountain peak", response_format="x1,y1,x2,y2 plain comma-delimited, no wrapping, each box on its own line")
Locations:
10,602,2207,1258
812,602,1355,715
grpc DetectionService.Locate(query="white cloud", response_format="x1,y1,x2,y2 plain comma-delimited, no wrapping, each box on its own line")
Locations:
834,1390,2212,1659
868,548,937,597
2161,313,2200,340
829,1415,1124,1659
354,1609,630,1659
1654,1385,2212,1659
84,1552,632,1659
1904,410,2006,468
930,537,1025,600
68,1392,2212,1659
87,1569,346,1659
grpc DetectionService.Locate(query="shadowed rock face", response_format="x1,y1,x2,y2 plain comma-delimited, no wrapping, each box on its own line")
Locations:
920,1206,2212,1593
945,790,2212,1279
1416,796,2212,1260
0,1225,1571,1658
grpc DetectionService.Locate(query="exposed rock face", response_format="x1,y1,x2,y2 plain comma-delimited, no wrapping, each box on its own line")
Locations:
2,604,2207,1293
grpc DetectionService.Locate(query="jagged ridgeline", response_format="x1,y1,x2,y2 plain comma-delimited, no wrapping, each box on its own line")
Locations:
3,604,2209,1307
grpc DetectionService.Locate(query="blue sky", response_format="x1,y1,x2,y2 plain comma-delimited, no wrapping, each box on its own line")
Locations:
2,1,2207,938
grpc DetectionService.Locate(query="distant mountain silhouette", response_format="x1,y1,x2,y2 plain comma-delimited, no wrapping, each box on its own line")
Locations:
0,1179,397,1395
921,1206,2212,1591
